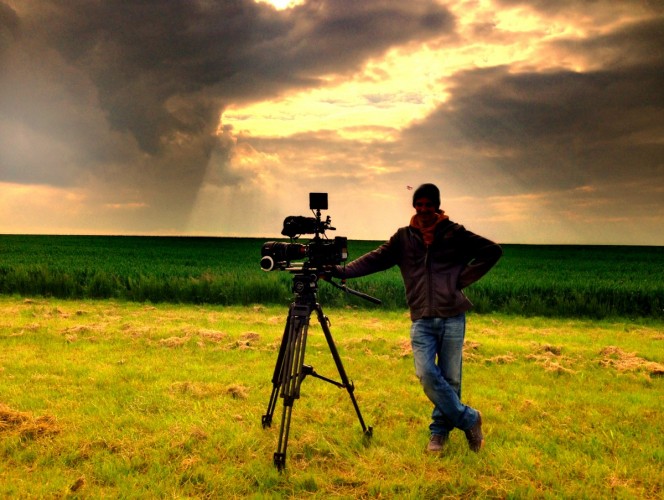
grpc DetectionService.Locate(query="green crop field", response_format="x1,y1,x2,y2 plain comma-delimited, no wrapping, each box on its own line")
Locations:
0,235,662,318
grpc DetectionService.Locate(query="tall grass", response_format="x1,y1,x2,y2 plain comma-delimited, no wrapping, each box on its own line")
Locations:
0,235,662,318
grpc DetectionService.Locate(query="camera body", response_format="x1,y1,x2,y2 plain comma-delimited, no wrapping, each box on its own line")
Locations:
260,193,348,272
260,237,348,272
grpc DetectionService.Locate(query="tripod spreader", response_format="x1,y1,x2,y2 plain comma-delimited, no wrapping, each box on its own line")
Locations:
299,364,361,393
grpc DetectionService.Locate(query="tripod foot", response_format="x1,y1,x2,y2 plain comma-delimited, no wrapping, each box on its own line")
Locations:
360,426,373,449
273,452,286,471
261,414,272,429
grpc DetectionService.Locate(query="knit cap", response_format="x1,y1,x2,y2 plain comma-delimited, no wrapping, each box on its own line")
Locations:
412,183,440,209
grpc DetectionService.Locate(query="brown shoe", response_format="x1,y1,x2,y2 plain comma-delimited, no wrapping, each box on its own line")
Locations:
427,434,448,452
464,412,484,452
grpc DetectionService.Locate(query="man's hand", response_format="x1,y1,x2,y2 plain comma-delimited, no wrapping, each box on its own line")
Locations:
322,265,343,279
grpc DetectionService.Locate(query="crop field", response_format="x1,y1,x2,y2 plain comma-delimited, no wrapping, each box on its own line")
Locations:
0,235,662,318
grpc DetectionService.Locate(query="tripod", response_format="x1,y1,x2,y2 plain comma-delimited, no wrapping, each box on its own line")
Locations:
261,272,376,470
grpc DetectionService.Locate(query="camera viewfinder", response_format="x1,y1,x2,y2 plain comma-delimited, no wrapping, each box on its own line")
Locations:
309,192,328,210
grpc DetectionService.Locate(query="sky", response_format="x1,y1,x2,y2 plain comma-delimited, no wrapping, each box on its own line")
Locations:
0,0,662,245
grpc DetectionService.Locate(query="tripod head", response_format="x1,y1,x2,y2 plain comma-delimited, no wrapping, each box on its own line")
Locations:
290,271,382,305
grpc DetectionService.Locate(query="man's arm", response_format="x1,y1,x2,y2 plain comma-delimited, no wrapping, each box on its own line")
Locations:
457,230,502,289
335,231,401,279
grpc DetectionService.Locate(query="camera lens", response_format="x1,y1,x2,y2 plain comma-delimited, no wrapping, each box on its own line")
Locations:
260,255,276,271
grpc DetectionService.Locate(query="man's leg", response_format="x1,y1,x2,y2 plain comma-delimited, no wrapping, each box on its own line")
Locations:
439,313,465,396
410,316,476,434
411,315,483,451
430,314,466,436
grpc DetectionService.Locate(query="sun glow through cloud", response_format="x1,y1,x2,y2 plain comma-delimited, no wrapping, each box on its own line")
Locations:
223,51,450,140
222,3,577,140
254,0,304,10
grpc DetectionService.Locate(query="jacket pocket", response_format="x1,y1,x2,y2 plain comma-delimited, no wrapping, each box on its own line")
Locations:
433,267,464,308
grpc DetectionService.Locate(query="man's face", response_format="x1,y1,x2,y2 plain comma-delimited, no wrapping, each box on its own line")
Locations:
414,197,437,225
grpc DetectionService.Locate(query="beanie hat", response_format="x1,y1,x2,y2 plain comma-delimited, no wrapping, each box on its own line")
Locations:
412,183,440,209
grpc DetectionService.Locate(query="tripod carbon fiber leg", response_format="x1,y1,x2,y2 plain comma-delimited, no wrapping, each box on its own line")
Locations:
261,274,372,471
263,301,312,470
315,303,373,438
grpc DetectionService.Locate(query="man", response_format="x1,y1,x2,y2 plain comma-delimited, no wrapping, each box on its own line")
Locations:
332,183,502,452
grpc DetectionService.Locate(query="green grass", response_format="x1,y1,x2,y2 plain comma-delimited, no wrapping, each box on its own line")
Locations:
1,297,662,498
0,235,662,318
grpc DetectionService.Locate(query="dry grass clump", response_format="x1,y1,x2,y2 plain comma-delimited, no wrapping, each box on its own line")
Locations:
599,346,664,377
395,338,412,357
158,330,260,350
526,343,576,374
159,335,191,348
234,331,261,350
196,329,227,343
225,384,250,399
463,340,482,362
0,403,60,439
485,353,517,364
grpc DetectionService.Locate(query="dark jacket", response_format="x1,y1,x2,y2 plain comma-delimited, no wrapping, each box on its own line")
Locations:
339,220,502,320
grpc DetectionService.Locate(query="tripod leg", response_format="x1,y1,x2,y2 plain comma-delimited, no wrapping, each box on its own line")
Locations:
273,303,312,470
273,402,293,470
262,305,294,429
315,304,373,437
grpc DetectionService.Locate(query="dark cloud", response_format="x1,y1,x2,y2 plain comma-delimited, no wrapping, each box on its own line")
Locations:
553,17,664,68
0,2,19,46
32,0,452,151
276,0,454,77
402,16,663,208
494,0,663,17
0,0,453,231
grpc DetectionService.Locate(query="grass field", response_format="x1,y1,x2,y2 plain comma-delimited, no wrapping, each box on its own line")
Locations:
1,297,662,498
1,236,662,496
0,235,662,318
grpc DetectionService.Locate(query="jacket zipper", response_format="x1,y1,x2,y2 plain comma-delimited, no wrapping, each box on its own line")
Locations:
425,243,433,317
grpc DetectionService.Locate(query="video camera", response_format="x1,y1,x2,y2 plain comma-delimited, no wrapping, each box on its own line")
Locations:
260,193,348,272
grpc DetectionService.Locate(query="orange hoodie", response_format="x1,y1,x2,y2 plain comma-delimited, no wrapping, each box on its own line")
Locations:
409,211,449,246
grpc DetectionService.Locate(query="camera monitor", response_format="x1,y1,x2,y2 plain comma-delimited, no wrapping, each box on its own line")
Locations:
309,192,328,210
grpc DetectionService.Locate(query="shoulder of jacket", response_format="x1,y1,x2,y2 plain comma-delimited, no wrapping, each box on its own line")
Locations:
437,220,464,237
394,226,411,237
389,226,419,245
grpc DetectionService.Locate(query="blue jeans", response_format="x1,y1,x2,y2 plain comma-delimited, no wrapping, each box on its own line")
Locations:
410,314,479,437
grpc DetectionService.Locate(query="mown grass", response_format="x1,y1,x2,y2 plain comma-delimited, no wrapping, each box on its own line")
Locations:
0,235,662,318
1,297,662,498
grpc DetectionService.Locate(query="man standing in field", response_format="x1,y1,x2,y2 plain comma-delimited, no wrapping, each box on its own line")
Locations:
332,183,502,452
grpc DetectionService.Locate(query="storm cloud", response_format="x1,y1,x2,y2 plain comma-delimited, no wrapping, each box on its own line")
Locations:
1,0,662,244
0,0,452,231
401,15,664,232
